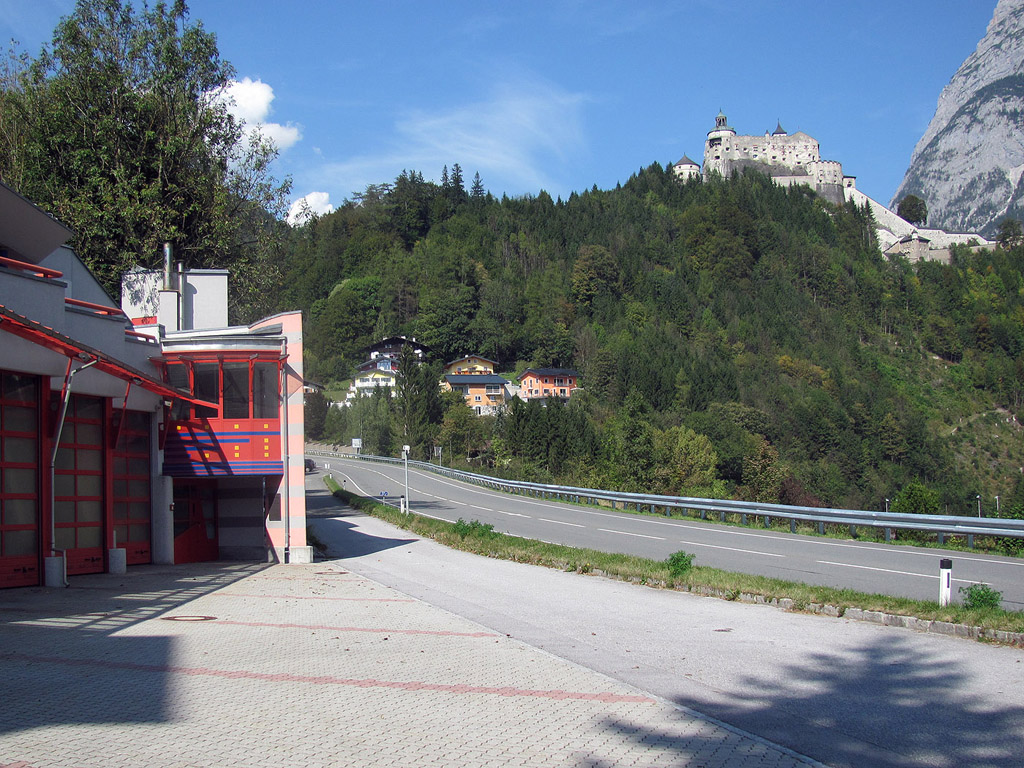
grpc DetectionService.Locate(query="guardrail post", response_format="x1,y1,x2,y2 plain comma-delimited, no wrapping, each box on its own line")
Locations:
790,519,796,534
884,527,892,543
765,515,772,528
818,522,824,535
937,532,945,546
849,524,857,539
720,510,726,522
967,534,974,549
700,510,706,520
741,513,747,525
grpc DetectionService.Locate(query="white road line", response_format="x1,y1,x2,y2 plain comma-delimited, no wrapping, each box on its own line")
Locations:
817,560,973,583
539,518,584,528
470,504,493,511
598,528,665,540
499,511,530,518
680,540,785,557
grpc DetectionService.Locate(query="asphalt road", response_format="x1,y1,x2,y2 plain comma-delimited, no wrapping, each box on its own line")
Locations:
305,469,1024,768
314,455,1024,610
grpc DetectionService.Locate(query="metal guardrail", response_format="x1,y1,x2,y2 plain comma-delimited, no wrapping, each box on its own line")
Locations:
310,450,1024,545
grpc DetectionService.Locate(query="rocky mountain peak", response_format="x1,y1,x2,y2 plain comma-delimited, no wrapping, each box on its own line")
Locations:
891,0,1024,238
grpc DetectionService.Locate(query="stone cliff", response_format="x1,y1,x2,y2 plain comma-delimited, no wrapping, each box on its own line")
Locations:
891,0,1024,238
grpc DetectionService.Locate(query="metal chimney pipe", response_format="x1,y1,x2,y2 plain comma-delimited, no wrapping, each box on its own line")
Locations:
163,243,173,289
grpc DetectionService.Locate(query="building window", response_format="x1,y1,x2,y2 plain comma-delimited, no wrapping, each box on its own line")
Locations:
222,362,249,419
253,362,279,419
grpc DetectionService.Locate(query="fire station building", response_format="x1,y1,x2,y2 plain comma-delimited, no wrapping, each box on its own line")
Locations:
0,180,310,589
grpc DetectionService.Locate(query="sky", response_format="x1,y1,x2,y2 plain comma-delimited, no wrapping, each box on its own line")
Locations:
1,1,997,224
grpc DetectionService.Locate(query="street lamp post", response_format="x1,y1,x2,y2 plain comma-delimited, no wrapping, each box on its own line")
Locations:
884,498,890,514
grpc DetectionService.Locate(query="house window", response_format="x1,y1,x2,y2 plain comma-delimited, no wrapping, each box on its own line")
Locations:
559,389,566,396
474,395,481,402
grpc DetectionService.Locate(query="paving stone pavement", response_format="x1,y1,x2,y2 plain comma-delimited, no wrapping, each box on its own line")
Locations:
0,557,825,767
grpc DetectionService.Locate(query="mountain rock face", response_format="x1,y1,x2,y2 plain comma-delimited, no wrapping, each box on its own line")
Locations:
891,0,1024,238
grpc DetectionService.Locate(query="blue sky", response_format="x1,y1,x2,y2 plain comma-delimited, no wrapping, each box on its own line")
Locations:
2,1,996,222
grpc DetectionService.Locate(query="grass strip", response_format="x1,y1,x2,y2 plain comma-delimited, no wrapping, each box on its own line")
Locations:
321,478,1024,637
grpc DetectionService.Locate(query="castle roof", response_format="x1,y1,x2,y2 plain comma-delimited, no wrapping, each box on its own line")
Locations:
674,154,700,168
772,121,787,135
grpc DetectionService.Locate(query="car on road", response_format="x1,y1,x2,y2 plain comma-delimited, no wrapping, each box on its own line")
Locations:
304,458,316,473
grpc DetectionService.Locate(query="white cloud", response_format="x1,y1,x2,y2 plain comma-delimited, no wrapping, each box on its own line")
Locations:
222,77,302,152
312,76,588,200
287,191,334,226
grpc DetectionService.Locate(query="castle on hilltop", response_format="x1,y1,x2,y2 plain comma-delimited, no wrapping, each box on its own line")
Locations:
674,111,992,261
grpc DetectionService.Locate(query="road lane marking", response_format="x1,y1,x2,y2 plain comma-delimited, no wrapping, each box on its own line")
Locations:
540,518,584,527
680,540,785,557
598,529,665,540
500,511,530,518
817,560,973,583
470,505,493,511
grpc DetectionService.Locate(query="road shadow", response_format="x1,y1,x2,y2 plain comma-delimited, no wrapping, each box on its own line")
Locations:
586,634,1024,768
309,515,418,559
0,562,267,737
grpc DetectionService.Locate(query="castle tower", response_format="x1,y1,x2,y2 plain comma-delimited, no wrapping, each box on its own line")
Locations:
672,154,701,180
704,110,736,178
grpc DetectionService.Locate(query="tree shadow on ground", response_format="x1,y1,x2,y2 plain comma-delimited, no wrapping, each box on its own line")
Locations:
586,634,1024,768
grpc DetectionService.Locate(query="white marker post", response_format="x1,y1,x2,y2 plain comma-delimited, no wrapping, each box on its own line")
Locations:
939,558,953,606
403,445,411,513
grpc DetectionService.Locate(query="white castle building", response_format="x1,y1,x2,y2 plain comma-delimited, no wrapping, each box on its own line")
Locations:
675,112,992,261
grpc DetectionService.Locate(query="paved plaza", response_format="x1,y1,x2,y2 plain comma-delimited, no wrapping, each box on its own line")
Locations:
0,542,822,767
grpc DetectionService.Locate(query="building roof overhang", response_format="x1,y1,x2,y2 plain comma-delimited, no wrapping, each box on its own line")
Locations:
0,303,214,407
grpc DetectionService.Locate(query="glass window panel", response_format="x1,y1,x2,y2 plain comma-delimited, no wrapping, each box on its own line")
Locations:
125,411,148,431
75,397,103,420
3,405,37,432
129,480,149,498
5,529,36,556
3,373,37,404
253,363,279,418
166,363,189,391
223,363,249,419
3,498,36,525
77,474,102,497
129,524,150,541
130,501,150,519
3,436,36,463
3,467,36,494
55,501,76,523
114,524,129,544
194,363,219,418
77,526,102,548
114,502,129,521
55,448,74,471
78,449,102,472
78,500,102,523
54,474,75,497
77,423,102,446
129,457,150,476
59,424,76,444
127,431,149,453
114,479,130,498
54,527,75,550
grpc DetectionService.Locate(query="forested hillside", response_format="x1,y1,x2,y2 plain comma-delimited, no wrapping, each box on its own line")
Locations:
282,163,1024,517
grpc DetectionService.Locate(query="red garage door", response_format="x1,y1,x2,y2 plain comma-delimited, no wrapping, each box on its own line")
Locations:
0,371,41,588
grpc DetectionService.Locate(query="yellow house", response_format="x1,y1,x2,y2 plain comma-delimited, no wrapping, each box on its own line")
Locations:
444,355,497,376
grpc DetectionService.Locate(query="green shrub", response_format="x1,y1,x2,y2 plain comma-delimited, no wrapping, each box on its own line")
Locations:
959,583,1002,610
453,518,496,540
667,550,695,577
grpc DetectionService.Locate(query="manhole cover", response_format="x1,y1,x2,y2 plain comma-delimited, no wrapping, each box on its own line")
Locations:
161,615,217,622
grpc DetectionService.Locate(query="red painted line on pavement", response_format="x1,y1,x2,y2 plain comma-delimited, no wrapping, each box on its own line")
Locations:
208,593,416,602
216,619,498,638
2,652,654,704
